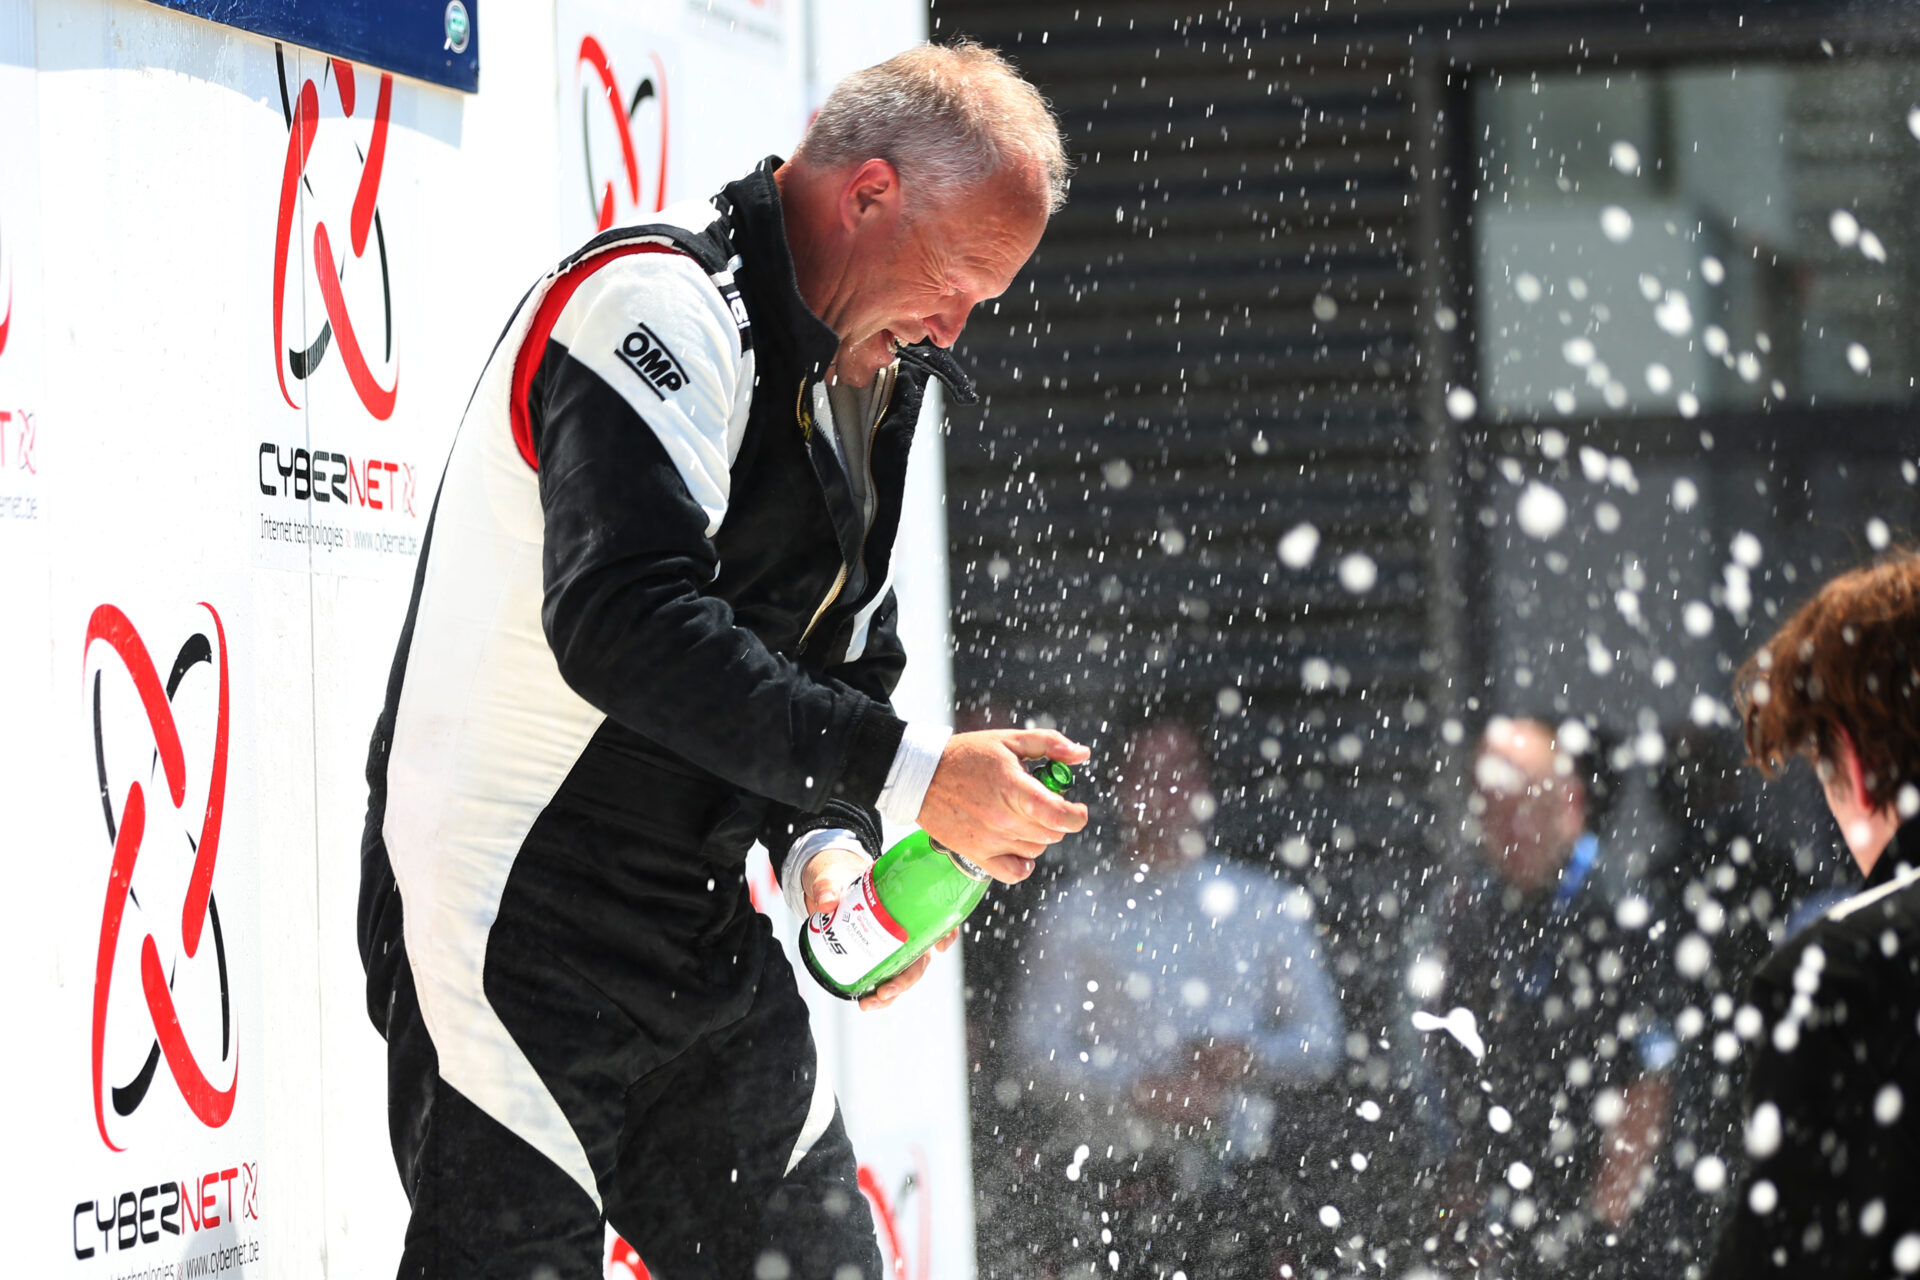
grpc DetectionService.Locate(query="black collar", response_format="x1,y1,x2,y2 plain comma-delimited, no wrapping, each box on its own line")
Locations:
720,158,839,381
1866,814,1920,889
719,158,979,405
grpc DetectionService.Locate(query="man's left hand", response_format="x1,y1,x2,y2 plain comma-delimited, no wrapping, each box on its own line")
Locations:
800,846,958,1012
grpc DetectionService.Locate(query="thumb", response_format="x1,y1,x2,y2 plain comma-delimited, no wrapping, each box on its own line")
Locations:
1001,729,1091,764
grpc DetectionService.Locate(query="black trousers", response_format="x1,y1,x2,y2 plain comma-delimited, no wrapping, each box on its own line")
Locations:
365,786,882,1280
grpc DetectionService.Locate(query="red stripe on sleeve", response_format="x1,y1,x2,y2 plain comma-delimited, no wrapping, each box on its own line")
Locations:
510,242,690,471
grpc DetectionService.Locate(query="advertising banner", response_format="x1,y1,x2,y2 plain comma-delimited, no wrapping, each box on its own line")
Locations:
1,1,966,1276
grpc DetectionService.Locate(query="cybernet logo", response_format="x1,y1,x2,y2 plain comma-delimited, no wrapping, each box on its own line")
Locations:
273,47,399,420
576,35,669,232
84,604,236,1152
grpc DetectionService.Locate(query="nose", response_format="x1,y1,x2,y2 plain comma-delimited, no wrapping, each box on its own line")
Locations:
922,300,972,349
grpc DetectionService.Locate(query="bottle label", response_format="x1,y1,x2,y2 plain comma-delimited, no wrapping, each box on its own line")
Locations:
805,872,909,988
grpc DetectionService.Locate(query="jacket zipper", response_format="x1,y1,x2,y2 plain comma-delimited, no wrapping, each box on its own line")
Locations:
797,363,898,652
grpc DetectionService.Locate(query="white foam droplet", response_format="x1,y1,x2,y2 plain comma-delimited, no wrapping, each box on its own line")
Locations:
1644,362,1673,394
1277,523,1320,569
1849,342,1872,374
1746,1102,1783,1158
1338,552,1378,595
1356,1099,1382,1122
1830,209,1862,248
1683,600,1715,638
1312,294,1339,322
1319,1205,1342,1229
1876,1083,1904,1126
1861,230,1888,263
1609,139,1640,173
1731,531,1763,568
1507,1161,1534,1190
1514,272,1542,303
1676,933,1713,979
1600,205,1633,242
1562,336,1597,366
1488,1105,1513,1134
1701,255,1726,285
1749,1179,1778,1215
1693,1154,1728,1193
1412,1006,1486,1062
1894,1233,1920,1274
1869,517,1892,550
1677,391,1701,418
1515,481,1568,540
1446,386,1478,421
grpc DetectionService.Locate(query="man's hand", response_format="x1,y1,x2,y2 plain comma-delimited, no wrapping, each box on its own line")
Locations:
916,729,1090,882
799,846,959,1013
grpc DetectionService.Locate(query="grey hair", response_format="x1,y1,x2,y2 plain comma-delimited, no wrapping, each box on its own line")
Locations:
795,41,1070,214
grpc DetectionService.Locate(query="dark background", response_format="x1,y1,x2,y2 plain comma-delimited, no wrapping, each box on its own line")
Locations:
928,0,1920,1272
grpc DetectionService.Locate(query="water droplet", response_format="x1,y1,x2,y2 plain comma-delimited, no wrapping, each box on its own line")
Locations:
1506,1161,1534,1191
1599,205,1633,242
1701,255,1726,285
1445,386,1479,421
1488,1105,1513,1133
1318,1205,1341,1229
1609,139,1641,173
1849,342,1872,374
1562,337,1597,366
1513,272,1543,303
1311,294,1339,322
1692,1154,1728,1193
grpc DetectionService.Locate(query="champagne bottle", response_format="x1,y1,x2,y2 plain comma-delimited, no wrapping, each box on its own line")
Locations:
800,759,1076,1000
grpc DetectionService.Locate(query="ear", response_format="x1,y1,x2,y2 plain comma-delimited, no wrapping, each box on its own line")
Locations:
838,158,903,230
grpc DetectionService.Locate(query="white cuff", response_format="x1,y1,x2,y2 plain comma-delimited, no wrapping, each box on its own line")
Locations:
876,721,952,827
781,827,872,921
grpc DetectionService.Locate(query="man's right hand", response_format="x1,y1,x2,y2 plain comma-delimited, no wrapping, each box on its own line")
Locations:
915,729,1090,882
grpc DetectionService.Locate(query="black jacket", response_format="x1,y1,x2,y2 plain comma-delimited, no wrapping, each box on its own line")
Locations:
359,159,974,1017
1708,818,1920,1278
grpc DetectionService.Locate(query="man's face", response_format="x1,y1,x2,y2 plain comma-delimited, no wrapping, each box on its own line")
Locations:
1471,725,1584,892
835,170,1047,382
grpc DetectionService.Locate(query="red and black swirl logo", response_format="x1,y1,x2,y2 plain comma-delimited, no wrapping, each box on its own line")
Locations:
85,604,235,1151
576,36,669,232
273,47,398,420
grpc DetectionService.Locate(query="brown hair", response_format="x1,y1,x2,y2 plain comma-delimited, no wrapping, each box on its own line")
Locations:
1735,549,1920,808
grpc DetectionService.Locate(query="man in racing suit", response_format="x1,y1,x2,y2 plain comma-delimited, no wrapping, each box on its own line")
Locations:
357,43,1084,1279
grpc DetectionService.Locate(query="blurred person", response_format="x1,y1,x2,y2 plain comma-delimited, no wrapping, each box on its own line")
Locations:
1009,721,1343,1278
1422,716,1678,1278
1707,552,1920,1278
356,44,1090,1280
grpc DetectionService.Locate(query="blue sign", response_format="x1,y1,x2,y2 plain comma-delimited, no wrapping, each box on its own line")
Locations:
145,0,479,93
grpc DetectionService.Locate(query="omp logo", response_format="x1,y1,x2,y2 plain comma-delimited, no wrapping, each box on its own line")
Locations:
84,604,236,1151
615,324,687,398
273,47,399,420
576,35,669,232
